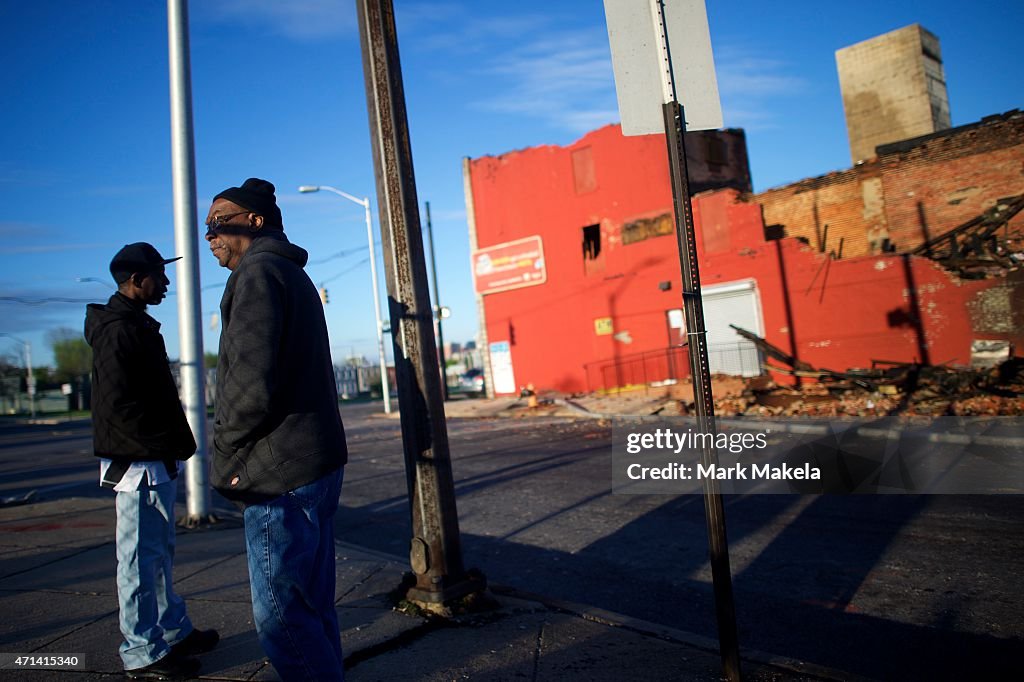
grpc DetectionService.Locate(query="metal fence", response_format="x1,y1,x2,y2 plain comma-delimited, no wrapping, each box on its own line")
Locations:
584,342,762,393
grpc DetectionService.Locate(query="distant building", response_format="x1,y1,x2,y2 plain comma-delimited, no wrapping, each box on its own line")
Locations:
836,24,951,164
334,359,381,399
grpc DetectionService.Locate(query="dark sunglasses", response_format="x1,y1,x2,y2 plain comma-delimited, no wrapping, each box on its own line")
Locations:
205,210,251,234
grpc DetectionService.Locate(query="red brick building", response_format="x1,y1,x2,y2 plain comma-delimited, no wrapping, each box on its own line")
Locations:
757,110,1024,257
463,117,1023,396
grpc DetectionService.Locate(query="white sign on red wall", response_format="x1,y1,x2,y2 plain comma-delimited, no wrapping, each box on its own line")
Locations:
488,341,517,395
472,236,546,295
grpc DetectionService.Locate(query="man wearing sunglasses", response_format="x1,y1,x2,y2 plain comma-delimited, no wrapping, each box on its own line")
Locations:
205,178,348,681
85,243,219,680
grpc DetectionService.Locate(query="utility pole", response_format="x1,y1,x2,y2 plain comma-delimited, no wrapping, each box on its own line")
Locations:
356,0,483,608
424,202,449,399
24,341,35,418
167,0,212,526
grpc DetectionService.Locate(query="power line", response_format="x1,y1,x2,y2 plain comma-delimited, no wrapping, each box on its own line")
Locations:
0,296,96,306
319,257,370,285
308,244,372,266
2,244,374,304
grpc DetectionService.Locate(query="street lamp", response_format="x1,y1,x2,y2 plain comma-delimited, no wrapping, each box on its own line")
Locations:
0,333,35,418
298,185,392,415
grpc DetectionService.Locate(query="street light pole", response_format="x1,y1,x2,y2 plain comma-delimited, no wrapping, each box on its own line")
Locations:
298,185,392,415
0,334,35,418
167,0,212,525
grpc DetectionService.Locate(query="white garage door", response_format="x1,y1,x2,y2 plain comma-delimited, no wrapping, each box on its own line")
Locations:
701,280,762,376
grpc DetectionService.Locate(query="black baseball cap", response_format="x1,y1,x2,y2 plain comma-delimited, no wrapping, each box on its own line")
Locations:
109,242,181,284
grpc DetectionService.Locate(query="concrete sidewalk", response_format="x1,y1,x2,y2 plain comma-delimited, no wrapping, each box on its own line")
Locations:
0,495,856,681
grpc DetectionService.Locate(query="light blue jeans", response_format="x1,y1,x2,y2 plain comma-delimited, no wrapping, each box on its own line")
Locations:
243,467,345,682
115,477,193,670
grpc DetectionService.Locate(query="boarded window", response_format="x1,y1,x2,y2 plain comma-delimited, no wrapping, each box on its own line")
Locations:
622,213,674,245
572,146,597,194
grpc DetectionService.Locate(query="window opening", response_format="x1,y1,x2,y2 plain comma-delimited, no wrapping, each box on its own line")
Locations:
583,224,601,261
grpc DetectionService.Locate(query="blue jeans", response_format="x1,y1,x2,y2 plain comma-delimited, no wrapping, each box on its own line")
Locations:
244,467,345,682
115,478,193,670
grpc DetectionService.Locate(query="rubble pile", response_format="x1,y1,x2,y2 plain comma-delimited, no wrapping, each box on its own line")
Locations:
680,326,1024,417
677,358,1024,417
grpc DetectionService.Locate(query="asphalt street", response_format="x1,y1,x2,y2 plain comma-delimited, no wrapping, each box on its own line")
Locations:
1,403,1022,680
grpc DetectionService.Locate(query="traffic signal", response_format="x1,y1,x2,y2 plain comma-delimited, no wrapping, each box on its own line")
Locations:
319,287,329,305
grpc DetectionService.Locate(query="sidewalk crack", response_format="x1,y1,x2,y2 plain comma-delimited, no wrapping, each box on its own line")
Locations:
343,620,448,672
0,541,111,581
531,621,546,681
336,562,388,603
175,551,244,584
30,608,118,653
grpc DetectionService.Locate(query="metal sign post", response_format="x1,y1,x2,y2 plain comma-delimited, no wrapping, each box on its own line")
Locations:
663,99,742,681
605,1,740,678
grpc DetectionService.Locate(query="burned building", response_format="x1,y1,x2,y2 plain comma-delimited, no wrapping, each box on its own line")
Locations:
756,110,1024,258
463,116,1022,395
461,22,1022,397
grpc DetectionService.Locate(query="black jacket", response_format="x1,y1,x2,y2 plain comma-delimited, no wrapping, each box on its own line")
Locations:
212,232,347,504
84,293,196,470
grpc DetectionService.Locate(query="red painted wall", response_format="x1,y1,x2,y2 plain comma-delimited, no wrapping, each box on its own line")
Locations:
467,125,1023,394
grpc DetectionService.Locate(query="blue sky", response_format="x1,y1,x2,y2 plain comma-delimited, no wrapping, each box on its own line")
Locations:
1,0,1021,369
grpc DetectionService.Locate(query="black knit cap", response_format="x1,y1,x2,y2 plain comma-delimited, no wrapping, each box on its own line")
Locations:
213,178,283,228
110,242,181,284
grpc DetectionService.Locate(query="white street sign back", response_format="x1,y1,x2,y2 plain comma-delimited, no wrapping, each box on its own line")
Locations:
604,0,722,135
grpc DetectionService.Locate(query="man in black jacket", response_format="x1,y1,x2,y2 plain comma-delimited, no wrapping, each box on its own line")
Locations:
206,178,347,681
85,243,218,680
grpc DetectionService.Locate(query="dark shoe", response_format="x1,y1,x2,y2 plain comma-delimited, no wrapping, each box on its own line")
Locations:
171,628,220,657
126,652,201,680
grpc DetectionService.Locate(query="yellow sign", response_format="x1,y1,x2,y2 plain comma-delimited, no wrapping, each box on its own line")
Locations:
594,317,614,335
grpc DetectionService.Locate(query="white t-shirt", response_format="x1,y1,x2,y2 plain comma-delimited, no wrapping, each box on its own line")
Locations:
99,459,180,492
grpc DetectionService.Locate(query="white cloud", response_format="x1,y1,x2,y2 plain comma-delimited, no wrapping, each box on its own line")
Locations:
713,45,806,130
398,8,618,134
0,242,116,255
716,54,805,97
468,28,618,134
0,222,46,238
480,41,617,132
196,0,355,41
